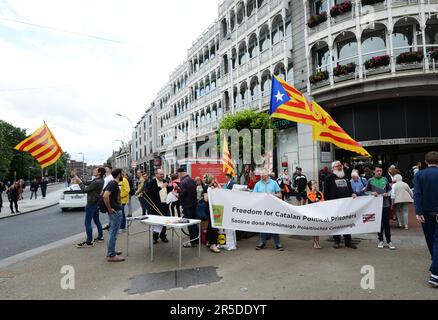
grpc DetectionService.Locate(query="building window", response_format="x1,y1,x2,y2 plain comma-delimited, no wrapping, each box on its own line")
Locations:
311,0,328,16
362,25,387,62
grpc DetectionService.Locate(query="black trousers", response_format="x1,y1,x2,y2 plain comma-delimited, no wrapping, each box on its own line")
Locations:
151,202,169,240
41,187,47,198
333,234,352,246
182,206,199,243
171,200,181,217
378,207,391,243
9,199,18,212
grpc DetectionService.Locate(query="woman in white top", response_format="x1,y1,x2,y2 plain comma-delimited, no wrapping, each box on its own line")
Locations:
391,174,414,230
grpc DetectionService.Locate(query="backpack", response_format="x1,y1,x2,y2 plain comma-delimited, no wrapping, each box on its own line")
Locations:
98,185,109,213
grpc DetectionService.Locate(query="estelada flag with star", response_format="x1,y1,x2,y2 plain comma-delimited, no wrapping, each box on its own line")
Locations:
222,135,235,177
14,123,64,168
312,101,371,157
269,75,319,127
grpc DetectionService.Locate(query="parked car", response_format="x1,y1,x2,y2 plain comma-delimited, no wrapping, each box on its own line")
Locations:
59,184,86,212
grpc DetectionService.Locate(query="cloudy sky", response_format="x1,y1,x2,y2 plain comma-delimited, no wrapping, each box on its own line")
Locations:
0,0,219,164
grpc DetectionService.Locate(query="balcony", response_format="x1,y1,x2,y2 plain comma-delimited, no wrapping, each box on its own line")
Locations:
258,3,269,20
272,41,283,58
260,49,271,64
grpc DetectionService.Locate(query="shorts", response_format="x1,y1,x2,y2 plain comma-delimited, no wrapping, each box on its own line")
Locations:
296,192,307,202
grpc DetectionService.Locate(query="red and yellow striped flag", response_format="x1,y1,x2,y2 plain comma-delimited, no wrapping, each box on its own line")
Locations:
222,136,235,177
14,123,63,168
311,101,371,157
269,75,319,127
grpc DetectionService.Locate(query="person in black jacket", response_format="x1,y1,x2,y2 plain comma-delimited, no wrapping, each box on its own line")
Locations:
75,167,106,248
145,169,173,243
30,179,39,200
178,167,198,247
7,182,20,214
324,161,358,249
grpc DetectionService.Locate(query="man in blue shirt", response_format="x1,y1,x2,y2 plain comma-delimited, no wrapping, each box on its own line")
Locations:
253,169,284,251
223,173,236,190
414,151,438,288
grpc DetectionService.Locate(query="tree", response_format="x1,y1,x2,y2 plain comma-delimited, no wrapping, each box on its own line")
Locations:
218,110,277,183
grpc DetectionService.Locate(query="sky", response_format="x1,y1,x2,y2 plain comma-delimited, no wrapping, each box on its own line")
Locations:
0,0,220,165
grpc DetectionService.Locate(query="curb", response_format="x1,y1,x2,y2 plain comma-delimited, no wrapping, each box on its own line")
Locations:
0,201,59,220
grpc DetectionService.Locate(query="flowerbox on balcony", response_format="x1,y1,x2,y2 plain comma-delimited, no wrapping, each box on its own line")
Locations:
330,1,352,18
396,51,423,64
309,70,329,84
307,12,327,28
364,55,390,69
333,63,356,76
361,0,385,5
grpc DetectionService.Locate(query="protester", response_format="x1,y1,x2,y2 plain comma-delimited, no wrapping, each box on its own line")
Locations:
7,182,20,214
254,169,284,251
103,168,125,262
126,173,135,218
135,170,149,216
178,167,198,247
364,166,374,180
119,170,131,232
413,151,438,288
75,167,105,248
324,161,358,249
203,176,221,253
367,165,394,250
279,169,292,200
391,174,413,230
30,179,39,200
40,174,49,199
145,169,172,244
318,167,329,193
293,167,308,206
169,173,181,217
307,180,324,249
0,181,5,213
18,179,25,200
223,173,236,190
350,169,368,196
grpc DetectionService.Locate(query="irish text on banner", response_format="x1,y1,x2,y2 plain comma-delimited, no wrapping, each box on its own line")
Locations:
208,189,382,236
14,123,63,168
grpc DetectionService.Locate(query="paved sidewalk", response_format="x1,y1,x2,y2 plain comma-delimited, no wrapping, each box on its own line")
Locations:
0,210,436,300
0,183,65,219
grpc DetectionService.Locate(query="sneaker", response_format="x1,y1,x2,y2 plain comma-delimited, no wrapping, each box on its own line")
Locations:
405,226,409,230
428,275,438,288
209,244,221,253
276,245,284,251
76,241,94,248
377,242,385,249
94,237,104,243
255,243,266,250
102,225,110,231
107,255,125,262
388,242,396,250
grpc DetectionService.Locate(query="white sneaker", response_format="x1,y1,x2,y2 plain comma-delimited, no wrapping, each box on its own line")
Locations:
388,242,396,250
377,241,384,249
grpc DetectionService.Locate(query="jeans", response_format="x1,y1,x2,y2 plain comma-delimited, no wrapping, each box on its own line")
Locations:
260,233,281,246
182,206,198,243
396,203,410,227
41,187,47,198
120,204,126,230
30,191,37,199
378,206,391,243
107,210,122,258
333,234,352,246
422,213,438,275
85,203,103,244
138,197,149,215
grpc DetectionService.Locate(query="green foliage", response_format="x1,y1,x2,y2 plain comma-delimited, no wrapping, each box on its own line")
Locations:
218,110,276,181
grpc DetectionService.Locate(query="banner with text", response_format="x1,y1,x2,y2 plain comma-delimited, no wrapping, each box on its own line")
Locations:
208,189,383,236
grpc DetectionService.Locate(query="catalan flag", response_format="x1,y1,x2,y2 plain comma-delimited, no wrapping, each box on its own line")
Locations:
15,123,63,168
269,76,319,127
222,136,235,177
311,101,371,157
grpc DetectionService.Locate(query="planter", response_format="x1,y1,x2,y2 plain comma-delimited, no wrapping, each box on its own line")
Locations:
333,63,356,76
364,55,390,69
361,0,385,5
395,62,423,71
330,1,352,18
396,51,423,64
307,12,327,28
365,65,390,76
311,78,331,89
334,73,356,83
309,70,329,84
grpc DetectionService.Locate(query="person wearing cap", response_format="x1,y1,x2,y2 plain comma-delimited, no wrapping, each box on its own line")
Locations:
177,167,199,247
253,169,284,251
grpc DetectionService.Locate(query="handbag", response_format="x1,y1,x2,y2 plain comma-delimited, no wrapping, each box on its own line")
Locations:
196,199,208,221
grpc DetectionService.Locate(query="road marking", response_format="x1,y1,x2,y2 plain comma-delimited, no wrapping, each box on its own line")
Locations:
0,208,142,269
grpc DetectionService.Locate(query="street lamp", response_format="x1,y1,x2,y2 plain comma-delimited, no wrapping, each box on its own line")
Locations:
115,113,135,178
78,152,85,179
